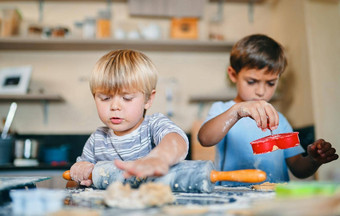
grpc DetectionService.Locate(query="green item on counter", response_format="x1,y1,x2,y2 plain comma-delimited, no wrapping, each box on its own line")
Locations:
275,181,340,198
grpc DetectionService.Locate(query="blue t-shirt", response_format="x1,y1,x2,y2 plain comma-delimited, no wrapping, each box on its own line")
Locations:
204,100,305,186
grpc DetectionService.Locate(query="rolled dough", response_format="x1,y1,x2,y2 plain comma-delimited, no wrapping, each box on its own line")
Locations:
104,181,175,209
251,182,277,191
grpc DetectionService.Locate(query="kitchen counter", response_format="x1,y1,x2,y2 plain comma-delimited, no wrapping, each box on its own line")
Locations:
0,185,275,215
0,176,50,206
1,182,340,215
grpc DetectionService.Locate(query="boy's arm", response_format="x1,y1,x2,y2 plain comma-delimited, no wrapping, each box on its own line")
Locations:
198,101,279,147
286,139,338,178
198,105,239,147
115,132,188,178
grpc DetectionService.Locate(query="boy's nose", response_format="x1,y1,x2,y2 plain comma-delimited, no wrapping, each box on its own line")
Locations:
255,85,265,97
110,99,121,110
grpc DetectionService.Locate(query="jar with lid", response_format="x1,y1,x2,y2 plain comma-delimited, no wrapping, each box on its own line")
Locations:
96,10,111,38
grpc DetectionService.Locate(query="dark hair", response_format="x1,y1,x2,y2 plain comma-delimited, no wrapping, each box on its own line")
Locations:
230,34,287,75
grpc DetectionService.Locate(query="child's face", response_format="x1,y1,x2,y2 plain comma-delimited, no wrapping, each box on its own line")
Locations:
94,89,155,136
228,67,279,103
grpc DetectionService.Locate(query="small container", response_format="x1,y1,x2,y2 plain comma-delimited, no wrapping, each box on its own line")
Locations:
83,17,96,38
43,145,69,165
96,9,111,38
14,139,39,159
0,137,14,164
250,132,300,154
10,189,66,215
0,8,21,37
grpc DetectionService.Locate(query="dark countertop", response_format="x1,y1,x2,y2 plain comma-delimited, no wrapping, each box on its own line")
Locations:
0,163,71,171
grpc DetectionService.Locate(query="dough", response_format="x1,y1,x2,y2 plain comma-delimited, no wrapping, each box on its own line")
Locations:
251,182,277,191
162,205,209,215
49,208,100,216
104,181,175,209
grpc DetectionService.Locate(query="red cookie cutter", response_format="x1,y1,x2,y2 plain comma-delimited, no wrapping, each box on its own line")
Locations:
250,132,300,154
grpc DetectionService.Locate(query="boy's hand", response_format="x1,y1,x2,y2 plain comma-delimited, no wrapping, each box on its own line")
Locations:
307,139,338,165
114,157,169,179
236,100,279,131
70,161,94,186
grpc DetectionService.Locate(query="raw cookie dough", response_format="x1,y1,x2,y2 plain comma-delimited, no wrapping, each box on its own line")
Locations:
251,182,278,191
104,181,175,209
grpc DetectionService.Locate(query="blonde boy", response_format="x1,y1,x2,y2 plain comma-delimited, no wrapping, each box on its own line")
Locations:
70,50,189,186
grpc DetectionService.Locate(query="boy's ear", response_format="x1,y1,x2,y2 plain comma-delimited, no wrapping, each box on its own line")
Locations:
227,66,237,83
144,90,156,110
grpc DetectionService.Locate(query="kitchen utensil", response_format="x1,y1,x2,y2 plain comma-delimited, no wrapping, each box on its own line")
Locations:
1,102,17,139
250,132,300,154
0,138,14,165
63,160,266,193
13,139,39,166
14,139,39,159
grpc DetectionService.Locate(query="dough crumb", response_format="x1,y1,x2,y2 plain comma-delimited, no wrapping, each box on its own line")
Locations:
162,205,209,215
104,181,175,209
251,182,286,191
49,208,100,216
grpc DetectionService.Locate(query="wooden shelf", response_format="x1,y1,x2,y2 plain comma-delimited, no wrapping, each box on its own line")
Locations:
0,94,64,124
189,94,281,103
0,37,234,52
189,95,234,103
0,0,264,2
0,94,63,102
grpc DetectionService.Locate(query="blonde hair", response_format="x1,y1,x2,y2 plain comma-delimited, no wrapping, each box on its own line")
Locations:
90,49,158,99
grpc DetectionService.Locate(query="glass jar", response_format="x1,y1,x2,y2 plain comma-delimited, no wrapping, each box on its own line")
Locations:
83,17,96,39
96,10,111,38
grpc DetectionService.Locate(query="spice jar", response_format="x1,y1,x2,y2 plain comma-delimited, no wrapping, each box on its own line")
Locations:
96,10,111,38
1,8,21,37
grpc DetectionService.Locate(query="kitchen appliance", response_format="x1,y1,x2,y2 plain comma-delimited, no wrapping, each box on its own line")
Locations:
13,139,39,166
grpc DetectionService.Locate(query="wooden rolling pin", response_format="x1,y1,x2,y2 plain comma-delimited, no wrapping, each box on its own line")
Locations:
63,160,266,193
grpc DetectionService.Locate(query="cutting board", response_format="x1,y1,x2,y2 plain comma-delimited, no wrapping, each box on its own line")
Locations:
0,177,50,204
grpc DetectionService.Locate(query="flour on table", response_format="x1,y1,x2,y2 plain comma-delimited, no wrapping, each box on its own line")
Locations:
99,168,109,177
104,181,175,209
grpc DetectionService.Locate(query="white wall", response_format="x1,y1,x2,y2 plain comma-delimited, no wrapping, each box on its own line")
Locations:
0,1,274,134
303,0,340,180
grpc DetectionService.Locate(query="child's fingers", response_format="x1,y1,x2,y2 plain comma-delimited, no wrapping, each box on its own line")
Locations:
114,159,125,170
80,179,92,186
264,104,279,130
322,147,337,158
115,160,144,178
256,106,268,130
314,139,326,149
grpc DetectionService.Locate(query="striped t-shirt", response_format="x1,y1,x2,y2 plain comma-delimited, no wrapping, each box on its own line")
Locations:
76,113,189,163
